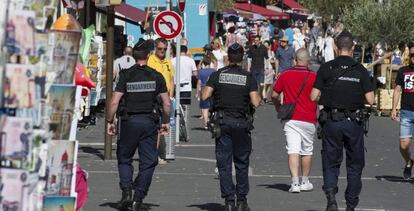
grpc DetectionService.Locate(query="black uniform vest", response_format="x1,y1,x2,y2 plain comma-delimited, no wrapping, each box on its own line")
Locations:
213,66,251,113
122,65,159,114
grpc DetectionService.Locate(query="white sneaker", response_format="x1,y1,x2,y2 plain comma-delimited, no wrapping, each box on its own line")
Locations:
289,183,300,193
300,181,314,191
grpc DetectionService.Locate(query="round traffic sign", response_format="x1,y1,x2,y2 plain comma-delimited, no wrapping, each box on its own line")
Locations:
153,11,183,39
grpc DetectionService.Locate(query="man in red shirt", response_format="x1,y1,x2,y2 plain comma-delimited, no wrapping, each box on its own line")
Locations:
272,48,317,193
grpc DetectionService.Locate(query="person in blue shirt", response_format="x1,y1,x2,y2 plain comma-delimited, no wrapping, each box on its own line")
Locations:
196,56,216,128
275,36,296,73
284,22,295,47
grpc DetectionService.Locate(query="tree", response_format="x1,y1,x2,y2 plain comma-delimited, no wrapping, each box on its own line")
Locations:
298,0,359,21
215,0,234,12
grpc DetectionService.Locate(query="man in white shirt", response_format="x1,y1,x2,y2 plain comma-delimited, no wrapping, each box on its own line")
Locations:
113,47,135,88
172,45,197,102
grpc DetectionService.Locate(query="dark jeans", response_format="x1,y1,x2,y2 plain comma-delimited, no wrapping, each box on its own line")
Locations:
117,115,159,200
215,120,252,202
321,118,365,208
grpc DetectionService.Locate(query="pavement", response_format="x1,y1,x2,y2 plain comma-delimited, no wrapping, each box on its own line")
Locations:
78,95,414,211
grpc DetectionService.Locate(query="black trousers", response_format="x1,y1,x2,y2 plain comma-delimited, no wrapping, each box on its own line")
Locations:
321,118,365,208
215,120,252,202
117,115,159,200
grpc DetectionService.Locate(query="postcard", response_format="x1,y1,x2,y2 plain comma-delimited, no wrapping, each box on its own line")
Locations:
48,31,81,85
46,140,78,196
3,64,36,109
43,196,76,211
0,117,32,168
5,10,35,57
0,168,29,211
47,85,81,140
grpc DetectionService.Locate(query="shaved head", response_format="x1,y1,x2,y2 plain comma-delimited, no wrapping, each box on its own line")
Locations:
124,47,133,56
296,48,310,65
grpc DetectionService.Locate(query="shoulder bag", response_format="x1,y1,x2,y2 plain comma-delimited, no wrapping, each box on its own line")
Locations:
277,70,310,120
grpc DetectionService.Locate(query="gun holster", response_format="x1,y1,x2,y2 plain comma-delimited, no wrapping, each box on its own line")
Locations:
207,111,222,139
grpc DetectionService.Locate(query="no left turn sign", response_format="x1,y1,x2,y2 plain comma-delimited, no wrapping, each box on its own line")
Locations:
153,11,183,39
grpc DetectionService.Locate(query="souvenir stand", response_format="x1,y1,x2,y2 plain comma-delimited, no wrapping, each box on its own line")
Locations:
0,1,90,210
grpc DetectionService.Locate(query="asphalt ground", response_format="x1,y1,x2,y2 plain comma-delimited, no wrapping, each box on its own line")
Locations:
78,96,414,211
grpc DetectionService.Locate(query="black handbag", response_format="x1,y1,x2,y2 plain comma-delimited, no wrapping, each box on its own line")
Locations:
277,71,310,120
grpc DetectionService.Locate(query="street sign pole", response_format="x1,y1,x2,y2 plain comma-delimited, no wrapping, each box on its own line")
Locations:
104,6,115,160
175,35,181,144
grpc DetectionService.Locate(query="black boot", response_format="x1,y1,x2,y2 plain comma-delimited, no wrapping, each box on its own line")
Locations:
224,200,236,211
118,189,132,210
236,201,250,211
346,206,355,211
325,189,338,211
132,199,143,211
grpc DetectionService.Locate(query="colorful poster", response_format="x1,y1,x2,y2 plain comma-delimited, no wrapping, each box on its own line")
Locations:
30,0,59,30
0,0,7,49
5,10,36,57
48,31,81,84
0,117,32,168
47,85,80,140
46,140,77,196
3,64,36,109
43,196,76,211
0,168,29,211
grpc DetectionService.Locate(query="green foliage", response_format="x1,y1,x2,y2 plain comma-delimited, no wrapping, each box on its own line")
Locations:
216,0,234,12
300,0,359,21
342,0,414,47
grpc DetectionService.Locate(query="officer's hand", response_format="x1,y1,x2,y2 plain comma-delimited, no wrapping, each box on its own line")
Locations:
160,123,170,135
391,109,399,121
107,123,116,135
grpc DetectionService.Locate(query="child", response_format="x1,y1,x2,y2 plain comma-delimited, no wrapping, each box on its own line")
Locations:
195,56,215,129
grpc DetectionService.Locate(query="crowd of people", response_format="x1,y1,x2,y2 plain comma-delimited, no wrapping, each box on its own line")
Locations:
108,17,414,210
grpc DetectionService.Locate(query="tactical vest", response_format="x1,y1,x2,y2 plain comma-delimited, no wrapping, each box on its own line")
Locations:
122,65,159,114
213,65,251,112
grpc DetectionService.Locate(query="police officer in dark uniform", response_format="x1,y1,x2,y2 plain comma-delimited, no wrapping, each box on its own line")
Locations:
106,39,171,211
310,31,375,211
201,43,261,211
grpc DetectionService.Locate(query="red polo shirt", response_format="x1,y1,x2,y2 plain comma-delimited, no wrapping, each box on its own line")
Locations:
274,65,317,123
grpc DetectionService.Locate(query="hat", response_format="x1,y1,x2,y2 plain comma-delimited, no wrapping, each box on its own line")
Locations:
228,43,244,55
279,36,289,42
203,44,213,51
133,38,149,52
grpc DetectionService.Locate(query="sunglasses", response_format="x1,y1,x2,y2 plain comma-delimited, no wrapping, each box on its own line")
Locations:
157,47,167,51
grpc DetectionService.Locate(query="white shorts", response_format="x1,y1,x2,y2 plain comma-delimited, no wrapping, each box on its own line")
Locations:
283,120,316,155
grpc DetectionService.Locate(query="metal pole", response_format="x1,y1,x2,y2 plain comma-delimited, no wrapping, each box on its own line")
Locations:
86,0,91,26
104,6,115,160
175,35,181,143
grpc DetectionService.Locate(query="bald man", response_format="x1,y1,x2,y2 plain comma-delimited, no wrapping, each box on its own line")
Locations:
114,47,135,82
272,48,318,193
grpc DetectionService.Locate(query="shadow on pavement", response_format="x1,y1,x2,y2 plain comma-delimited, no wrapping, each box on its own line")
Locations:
79,146,104,160
99,202,160,211
192,115,202,119
257,183,290,192
187,203,223,211
375,175,414,184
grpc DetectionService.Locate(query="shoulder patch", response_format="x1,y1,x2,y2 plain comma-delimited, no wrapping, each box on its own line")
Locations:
127,81,156,92
219,73,247,86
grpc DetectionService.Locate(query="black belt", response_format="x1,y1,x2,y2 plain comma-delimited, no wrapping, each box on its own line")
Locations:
127,112,152,115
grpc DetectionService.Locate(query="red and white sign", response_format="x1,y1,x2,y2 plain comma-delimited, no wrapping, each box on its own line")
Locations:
153,11,183,39
178,0,186,12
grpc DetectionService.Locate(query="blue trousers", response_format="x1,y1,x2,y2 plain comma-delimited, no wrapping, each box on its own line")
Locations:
117,115,159,200
215,121,252,202
321,118,365,208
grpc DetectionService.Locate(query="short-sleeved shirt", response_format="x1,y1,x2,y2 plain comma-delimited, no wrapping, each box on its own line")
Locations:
275,46,295,72
198,68,215,88
395,65,414,111
206,66,258,118
284,27,294,46
313,56,374,110
115,65,167,113
212,50,227,70
274,66,317,123
147,54,175,92
248,44,268,71
171,56,197,92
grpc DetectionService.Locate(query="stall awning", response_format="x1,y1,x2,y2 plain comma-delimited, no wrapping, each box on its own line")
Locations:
114,2,147,23
233,3,290,20
282,0,305,10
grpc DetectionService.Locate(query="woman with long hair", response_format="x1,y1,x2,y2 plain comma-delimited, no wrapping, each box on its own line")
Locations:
211,38,228,69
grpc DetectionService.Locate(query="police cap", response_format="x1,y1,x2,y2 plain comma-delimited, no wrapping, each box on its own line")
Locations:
228,43,244,55
227,43,244,63
133,38,150,60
